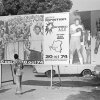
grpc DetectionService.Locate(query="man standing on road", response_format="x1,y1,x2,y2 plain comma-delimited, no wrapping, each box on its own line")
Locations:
13,54,24,95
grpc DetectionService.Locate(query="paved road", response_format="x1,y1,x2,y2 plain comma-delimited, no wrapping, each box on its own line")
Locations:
0,65,100,100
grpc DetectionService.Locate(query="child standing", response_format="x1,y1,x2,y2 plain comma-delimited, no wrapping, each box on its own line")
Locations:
13,54,24,95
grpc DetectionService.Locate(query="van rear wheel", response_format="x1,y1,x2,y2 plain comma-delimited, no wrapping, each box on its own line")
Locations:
45,70,55,77
82,69,92,77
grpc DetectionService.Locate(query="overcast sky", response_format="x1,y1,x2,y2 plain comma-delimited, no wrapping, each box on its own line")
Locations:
71,0,100,11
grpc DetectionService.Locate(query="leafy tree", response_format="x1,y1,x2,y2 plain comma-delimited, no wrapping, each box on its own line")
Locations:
0,0,73,15
0,2,6,15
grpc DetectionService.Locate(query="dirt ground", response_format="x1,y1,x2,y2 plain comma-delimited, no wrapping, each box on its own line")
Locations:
0,65,100,100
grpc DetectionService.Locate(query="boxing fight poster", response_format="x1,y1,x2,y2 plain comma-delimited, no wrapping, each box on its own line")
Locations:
44,13,69,65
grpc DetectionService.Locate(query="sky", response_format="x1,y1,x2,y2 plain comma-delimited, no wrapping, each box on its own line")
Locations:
71,0,100,11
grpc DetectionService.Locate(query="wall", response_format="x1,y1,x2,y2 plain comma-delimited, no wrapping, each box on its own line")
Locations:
91,10,100,37
79,11,91,30
91,10,100,64
71,0,100,11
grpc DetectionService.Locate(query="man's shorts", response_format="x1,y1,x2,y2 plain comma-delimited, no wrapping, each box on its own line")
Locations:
70,36,81,53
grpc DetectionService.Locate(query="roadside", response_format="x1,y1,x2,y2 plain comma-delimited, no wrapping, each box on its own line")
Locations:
1,65,100,100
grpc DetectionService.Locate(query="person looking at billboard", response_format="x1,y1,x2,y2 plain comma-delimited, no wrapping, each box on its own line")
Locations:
13,54,24,95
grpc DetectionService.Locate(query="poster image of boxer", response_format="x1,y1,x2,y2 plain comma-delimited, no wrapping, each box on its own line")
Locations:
70,18,84,64
29,23,44,61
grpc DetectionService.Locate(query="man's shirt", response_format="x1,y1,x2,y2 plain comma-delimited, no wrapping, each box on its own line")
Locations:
13,59,23,76
29,25,43,52
70,24,84,37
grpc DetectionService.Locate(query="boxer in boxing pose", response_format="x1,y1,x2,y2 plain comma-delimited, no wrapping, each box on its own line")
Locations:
70,18,84,64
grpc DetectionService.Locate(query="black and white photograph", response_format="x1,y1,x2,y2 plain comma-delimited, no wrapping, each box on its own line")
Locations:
1,0,100,100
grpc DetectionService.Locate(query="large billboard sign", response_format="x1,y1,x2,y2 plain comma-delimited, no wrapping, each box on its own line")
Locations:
0,14,44,64
44,13,69,64
0,12,69,65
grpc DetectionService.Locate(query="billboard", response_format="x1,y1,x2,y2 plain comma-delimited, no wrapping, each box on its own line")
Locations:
0,14,44,64
44,13,69,64
0,12,69,65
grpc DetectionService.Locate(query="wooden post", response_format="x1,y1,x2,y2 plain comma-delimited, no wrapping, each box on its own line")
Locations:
0,64,2,87
58,65,61,86
50,65,53,88
10,64,15,84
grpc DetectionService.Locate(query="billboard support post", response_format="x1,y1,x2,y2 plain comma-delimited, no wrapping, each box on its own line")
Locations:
50,65,61,88
0,64,2,88
10,64,15,84
58,65,61,86
50,65,53,88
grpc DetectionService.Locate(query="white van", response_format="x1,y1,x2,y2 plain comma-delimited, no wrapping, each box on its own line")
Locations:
33,64,96,77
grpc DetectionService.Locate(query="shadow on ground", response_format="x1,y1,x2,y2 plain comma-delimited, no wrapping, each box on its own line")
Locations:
22,89,36,95
0,88,11,94
66,89,100,100
22,80,100,87
22,80,50,86
35,74,81,77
